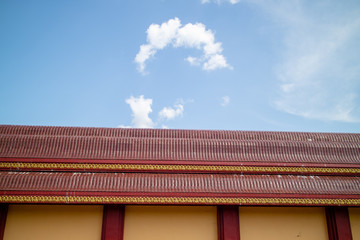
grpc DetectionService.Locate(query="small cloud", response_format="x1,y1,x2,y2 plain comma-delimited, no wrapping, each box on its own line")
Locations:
221,96,230,107
159,104,184,120
186,56,201,66
135,17,231,73
201,0,241,4
203,54,233,71
125,95,155,128
177,98,195,105
134,45,156,74
120,96,191,128
117,125,132,128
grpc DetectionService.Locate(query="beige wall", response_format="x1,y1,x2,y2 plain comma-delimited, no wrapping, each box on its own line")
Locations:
239,207,328,240
3,205,103,240
123,206,217,240
9,204,359,240
349,208,360,240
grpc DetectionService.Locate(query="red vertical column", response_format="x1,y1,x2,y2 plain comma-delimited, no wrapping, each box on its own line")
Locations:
326,207,353,240
217,206,240,240
0,204,8,240
101,205,125,240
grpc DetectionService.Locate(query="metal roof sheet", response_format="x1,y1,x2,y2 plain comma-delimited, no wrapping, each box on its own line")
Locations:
1,125,359,142
1,125,359,206
1,125,359,165
1,171,359,196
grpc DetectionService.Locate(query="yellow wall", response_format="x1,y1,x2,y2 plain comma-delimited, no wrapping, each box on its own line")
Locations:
3,205,103,240
349,208,360,240
239,207,328,240
123,206,217,240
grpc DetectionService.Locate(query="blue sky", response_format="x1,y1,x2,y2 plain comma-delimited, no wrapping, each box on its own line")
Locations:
1,0,359,132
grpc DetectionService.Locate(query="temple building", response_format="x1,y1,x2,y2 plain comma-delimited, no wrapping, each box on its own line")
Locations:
0,125,359,240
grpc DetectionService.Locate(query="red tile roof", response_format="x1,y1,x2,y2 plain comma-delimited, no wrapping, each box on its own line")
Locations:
0,125,359,206
1,172,359,196
1,125,359,165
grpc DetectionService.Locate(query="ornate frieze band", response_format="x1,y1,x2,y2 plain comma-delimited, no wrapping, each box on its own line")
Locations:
1,195,360,206
1,162,359,175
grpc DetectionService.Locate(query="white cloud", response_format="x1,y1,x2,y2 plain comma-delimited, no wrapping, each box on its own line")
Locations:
221,96,230,107
147,18,181,49
134,45,156,73
120,96,189,128
159,104,184,120
135,17,231,73
269,2,360,122
186,56,201,66
203,54,233,71
201,0,241,4
229,0,360,122
125,95,155,128
117,125,131,128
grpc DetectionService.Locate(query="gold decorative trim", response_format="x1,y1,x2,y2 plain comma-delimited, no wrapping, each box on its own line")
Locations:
0,195,359,206
1,162,359,174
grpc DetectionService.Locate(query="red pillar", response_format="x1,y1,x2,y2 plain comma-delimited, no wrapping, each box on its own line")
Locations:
218,206,240,240
326,207,353,240
101,205,125,240
0,204,8,240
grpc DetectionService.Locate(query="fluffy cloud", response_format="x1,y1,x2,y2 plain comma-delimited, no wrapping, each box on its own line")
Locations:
204,54,232,71
135,18,231,73
124,95,155,128
221,96,230,107
159,104,184,120
120,96,187,128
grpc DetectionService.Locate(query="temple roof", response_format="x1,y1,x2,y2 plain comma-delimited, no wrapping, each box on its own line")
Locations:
0,125,359,206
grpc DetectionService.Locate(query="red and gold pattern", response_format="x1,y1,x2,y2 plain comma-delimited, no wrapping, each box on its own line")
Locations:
1,162,359,175
1,195,359,206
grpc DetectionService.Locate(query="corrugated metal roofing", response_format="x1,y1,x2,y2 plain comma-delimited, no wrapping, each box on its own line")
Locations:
1,125,360,206
1,125,359,164
1,125,359,142
1,172,359,196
